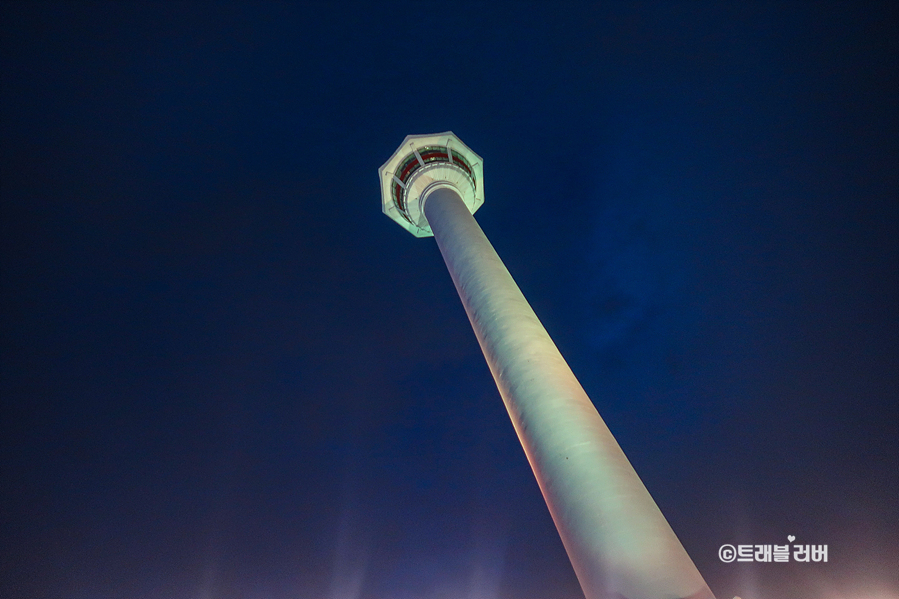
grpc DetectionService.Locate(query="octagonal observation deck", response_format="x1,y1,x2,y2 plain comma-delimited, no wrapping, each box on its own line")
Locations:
379,132,484,237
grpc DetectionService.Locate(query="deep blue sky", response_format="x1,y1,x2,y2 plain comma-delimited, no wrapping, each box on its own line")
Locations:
1,3,897,599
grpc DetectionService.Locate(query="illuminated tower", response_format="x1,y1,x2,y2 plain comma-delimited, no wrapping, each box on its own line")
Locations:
379,132,715,599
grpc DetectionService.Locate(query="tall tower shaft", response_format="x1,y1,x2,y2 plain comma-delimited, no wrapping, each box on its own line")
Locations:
379,132,715,599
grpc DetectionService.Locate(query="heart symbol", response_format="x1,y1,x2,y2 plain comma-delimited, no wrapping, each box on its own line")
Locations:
788,535,796,542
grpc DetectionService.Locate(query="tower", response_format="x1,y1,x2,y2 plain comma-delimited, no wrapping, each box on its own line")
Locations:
379,132,715,599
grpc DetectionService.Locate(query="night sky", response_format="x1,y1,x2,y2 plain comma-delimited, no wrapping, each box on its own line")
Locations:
1,3,897,599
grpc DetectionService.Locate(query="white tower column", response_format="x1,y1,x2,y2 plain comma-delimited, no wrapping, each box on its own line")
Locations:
423,187,713,599
379,133,715,599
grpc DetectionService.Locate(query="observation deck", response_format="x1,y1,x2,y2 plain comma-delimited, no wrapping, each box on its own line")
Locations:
378,132,484,237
